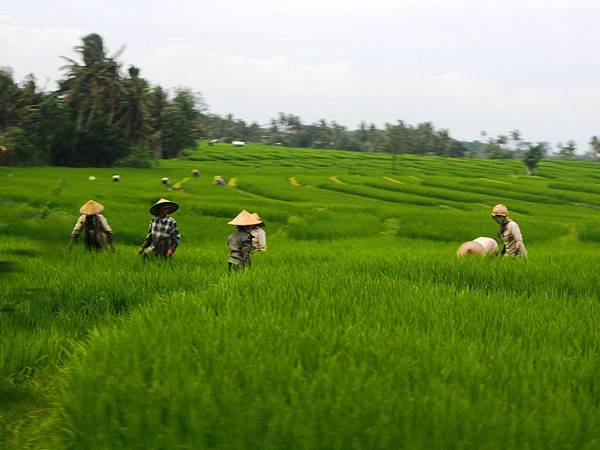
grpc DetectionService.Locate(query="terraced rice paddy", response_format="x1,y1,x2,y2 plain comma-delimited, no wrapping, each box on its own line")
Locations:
1,143,599,449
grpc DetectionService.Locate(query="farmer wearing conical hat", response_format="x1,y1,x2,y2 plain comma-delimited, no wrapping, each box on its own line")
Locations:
491,204,527,257
227,210,261,271
250,212,267,253
457,237,499,256
70,200,115,251
138,198,181,258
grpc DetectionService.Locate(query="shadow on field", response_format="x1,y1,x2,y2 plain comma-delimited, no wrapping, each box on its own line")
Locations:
0,386,33,408
0,260,16,274
5,249,40,257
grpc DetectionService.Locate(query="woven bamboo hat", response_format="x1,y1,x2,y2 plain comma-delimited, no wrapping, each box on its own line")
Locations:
491,204,508,217
250,212,263,223
228,210,262,226
80,200,104,215
150,198,179,216
456,241,486,256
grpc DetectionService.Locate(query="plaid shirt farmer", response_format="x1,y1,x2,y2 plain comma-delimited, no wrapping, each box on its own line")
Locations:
141,216,181,254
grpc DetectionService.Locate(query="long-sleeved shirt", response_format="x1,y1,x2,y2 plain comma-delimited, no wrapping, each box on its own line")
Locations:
500,220,527,256
71,214,113,239
251,227,267,252
71,214,113,249
141,216,180,251
228,229,253,266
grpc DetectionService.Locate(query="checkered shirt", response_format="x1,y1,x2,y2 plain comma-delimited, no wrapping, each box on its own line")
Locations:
142,216,181,249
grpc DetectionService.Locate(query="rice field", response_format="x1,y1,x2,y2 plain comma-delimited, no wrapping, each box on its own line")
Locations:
1,143,599,449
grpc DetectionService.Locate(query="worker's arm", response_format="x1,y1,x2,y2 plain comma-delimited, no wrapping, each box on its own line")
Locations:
241,234,253,268
139,219,153,252
257,230,267,252
98,214,113,234
167,219,181,256
98,215,116,251
70,215,85,240
510,222,525,251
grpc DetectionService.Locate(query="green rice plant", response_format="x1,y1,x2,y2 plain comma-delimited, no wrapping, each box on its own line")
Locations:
235,178,310,202
45,252,600,449
363,179,487,204
549,182,600,195
286,208,382,240
577,221,600,243
2,144,600,449
317,182,455,208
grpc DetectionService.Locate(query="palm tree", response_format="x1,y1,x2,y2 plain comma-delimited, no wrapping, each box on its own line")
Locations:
119,66,149,143
148,85,168,158
59,33,125,131
590,136,600,160
0,68,19,130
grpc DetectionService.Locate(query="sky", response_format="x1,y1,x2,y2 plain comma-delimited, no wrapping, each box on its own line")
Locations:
2,0,600,151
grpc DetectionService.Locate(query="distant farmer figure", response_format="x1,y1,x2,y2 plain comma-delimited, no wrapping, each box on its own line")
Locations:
227,210,261,271
250,212,267,252
457,237,498,256
139,198,181,258
491,204,527,257
70,200,115,251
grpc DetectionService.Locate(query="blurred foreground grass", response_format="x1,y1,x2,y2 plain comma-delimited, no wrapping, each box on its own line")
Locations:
1,143,599,449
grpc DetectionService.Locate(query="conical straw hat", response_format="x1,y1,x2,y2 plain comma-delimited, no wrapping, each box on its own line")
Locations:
80,200,104,215
228,210,262,226
250,212,263,223
456,241,486,256
150,198,180,216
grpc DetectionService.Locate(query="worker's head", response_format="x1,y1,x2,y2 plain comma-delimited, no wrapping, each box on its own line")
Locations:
491,204,509,224
250,213,264,229
80,200,104,216
158,206,171,218
228,210,262,229
150,199,179,217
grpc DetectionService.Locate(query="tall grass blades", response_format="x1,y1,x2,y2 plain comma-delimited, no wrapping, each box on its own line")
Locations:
1,145,599,449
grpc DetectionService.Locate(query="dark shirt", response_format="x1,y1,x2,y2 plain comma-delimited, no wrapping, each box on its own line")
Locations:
228,229,253,266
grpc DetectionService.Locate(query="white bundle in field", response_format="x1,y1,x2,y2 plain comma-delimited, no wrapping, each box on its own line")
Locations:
112,175,120,182
88,176,96,181
192,169,200,177
162,177,170,185
213,176,226,185
209,139,219,144
232,140,245,147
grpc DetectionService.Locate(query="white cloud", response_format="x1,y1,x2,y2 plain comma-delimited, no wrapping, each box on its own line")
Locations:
1,5,600,150
143,44,600,147
0,19,87,88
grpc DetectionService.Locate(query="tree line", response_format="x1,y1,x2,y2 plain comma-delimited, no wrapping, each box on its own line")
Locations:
1,33,599,167
0,33,203,167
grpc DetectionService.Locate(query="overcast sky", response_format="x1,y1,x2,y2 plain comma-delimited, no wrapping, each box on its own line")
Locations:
2,0,600,150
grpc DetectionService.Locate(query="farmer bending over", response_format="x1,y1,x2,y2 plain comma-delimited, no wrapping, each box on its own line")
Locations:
456,237,499,256
139,198,181,258
250,212,267,252
491,204,527,257
71,200,115,251
227,210,261,271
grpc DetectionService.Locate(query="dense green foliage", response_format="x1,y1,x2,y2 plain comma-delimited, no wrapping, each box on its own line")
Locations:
1,143,599,448
8,33,600,167
0,34,205,166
